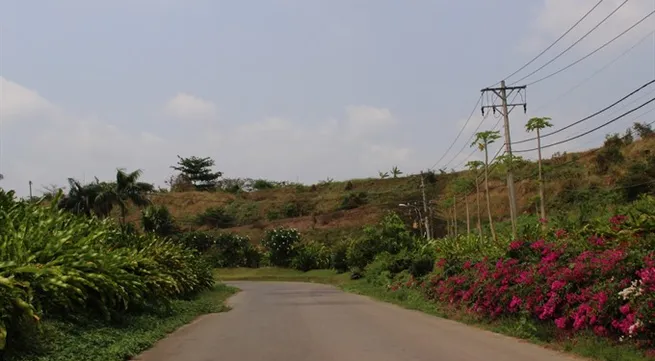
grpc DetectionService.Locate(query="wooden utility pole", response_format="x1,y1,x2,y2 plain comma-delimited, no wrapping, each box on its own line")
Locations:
29,180,33,199
481,81,527,239
420,172,431,239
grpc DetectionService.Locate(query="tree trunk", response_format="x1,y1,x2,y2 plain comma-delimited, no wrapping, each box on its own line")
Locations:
453,196,458,237
537,128,547,228
485,147,498,243
476,179,482,236
465,194,470,236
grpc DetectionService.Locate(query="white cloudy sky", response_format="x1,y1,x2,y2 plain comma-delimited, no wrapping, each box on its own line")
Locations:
1,0,654,196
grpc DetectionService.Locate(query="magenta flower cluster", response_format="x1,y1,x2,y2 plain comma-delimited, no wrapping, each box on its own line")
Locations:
391,213,655,345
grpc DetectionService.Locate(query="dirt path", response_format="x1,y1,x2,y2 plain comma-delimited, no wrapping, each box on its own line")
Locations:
134,281,580,361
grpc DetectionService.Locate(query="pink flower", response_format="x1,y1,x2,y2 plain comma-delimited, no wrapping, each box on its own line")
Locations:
509,295,523,311
509,241,523,251
551,280,566,291
620,304,631,315
555,229,567,239
539,218,548,224
588,235,605,246
593,325,608,336
555,317,568,329
609,215,627,226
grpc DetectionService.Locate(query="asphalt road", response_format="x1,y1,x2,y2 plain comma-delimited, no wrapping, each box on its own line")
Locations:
134,281,580,361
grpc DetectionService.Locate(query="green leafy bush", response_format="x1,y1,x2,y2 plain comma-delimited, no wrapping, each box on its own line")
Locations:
291,241,330,272
261,227,301,267
340,192,368,210
253,179,276,190
194,206,236,228
141,205,178,236
206,233,261,268
0,190,214,355
175,231,216,252
346,212,416,271
330,240,350,273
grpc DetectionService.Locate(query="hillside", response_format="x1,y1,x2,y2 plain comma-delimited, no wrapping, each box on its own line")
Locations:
133,134,655,243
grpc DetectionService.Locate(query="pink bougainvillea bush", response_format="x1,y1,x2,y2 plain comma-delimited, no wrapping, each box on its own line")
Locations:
392,195,655,345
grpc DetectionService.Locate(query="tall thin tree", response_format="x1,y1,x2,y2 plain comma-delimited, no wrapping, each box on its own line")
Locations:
526,117,553,225
466,160,484,236
472,131,501,243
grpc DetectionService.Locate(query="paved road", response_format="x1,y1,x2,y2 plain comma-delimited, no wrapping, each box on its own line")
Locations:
135,281,580,361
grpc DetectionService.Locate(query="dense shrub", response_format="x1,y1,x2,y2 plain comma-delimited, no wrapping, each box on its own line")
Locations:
175,231,216,253
595,134,625,173
346,212,416,271
291,241,330,272
141,204,179,236
0,190,214,355
194,206,236,228
340,192,368,210
261,227,302,267
205,233,261,268
224,201,260,225
330,240,350,273
253,179,276,190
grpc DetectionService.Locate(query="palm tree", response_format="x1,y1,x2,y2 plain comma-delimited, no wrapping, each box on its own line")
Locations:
104,169,154,230
378,171,390,179
526,117,553,224
471,130,501,243
60,178,93,216
466,160,484,236
391,166,403,178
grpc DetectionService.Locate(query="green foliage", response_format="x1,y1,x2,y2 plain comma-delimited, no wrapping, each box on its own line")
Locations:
141,205,178,237
618,156,655,202
171,155,222,191
261,227,302,267
346,212,415,271
224,200,260,225
0,190,214,356
391,166,403,178
340,191,368,210
59,169,154,227
525,116,553,132
205,233,261,268
633,122,654,139
174,231,215,253
330,240,350,273
595,134,625,173
423,170,438,184
194,206,236,228
291,241,330,272
253,179,276,190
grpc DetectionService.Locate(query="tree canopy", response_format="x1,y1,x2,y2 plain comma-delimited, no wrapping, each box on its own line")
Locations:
171,155,222,191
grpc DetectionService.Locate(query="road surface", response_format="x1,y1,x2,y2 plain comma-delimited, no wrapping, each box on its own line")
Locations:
134,281,580,361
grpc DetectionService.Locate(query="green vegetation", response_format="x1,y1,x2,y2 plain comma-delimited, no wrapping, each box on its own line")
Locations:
16,284,236,361
0,189,219,360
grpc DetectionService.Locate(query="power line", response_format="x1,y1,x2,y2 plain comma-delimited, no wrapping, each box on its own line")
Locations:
532,29,655,113
514,96,655,153
526,9,655,86
429,95,483,170
445,91,520,171
513,79,655,145
503,0,605,84
511,0,629,85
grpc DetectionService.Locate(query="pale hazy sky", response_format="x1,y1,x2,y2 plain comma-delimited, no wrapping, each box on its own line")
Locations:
1,0,654,196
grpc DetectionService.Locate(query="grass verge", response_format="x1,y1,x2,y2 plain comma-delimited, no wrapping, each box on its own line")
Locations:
220,268,654,361
11,284,238,361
